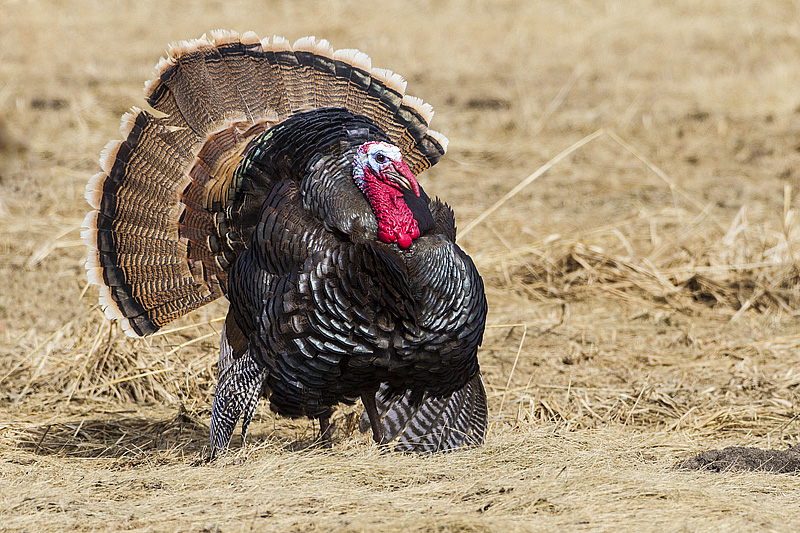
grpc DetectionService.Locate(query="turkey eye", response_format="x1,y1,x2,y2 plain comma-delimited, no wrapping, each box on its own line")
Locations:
375,153,386,164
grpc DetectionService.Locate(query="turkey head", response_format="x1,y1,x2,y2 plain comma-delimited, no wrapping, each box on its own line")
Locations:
353,141,421,249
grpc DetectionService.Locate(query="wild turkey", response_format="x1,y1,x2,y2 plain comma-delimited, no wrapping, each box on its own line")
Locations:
82,30,488,455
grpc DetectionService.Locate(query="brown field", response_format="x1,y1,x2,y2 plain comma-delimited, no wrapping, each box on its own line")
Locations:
3,0,800,530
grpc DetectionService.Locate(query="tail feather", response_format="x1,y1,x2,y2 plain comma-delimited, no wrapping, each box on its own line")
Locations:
360,373,488,453
230,31,284,120
310,39,339,108
252,38,293,118
360,71,388,132
184,40,248,125
368,67,407,142
407,131,448,175
333,48,371,117
143,31,448,158
291,36,322,110
208,30,261,123
85,31,449,336
155,40,219,135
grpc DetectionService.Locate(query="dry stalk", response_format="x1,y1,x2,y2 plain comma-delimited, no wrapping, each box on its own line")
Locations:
457,129,606,240
496,324,528,419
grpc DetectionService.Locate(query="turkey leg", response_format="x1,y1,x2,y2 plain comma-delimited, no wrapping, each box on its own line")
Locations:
361,392,385,444
318,414,334,449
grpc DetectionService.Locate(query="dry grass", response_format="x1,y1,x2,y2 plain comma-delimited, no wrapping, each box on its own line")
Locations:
6,429,800,532
3,0,800,531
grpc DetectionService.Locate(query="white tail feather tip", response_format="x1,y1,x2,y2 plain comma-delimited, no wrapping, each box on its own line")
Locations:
333,49,372,71
119,319,142,338
81,209,98,232
119,107,142,138
293,36,318,52
312,39,334,58
209,29,240,46
98,289,125,320
371,68,407,94
85,173,106,209
99,140,122,174
240,31,261,45
271,35,291,50
427,129,449,153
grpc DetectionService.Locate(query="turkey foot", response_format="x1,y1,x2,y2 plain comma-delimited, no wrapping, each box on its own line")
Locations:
361,393,386,445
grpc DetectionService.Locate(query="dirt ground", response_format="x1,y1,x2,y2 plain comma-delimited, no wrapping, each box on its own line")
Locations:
3,0,800,531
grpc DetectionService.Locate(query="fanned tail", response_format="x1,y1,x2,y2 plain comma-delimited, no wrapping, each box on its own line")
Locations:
82,107,221,337
360,373,488,453
209,324,267,456
84,30,448,337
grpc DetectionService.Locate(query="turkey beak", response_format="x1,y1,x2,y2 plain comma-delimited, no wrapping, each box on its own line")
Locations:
387,160,421,197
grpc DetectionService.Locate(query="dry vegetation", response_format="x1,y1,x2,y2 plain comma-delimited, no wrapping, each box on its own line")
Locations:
3,0,800,531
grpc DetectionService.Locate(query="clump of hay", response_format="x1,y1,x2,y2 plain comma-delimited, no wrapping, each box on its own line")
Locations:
2,300,225,407
678,444,800,474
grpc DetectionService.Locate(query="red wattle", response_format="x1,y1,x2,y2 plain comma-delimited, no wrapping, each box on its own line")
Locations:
359,160,421,250
397,233,412,249
378,229,394,244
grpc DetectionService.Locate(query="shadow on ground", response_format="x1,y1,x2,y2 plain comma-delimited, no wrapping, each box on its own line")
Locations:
8,407,363,460
11,406,210,459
